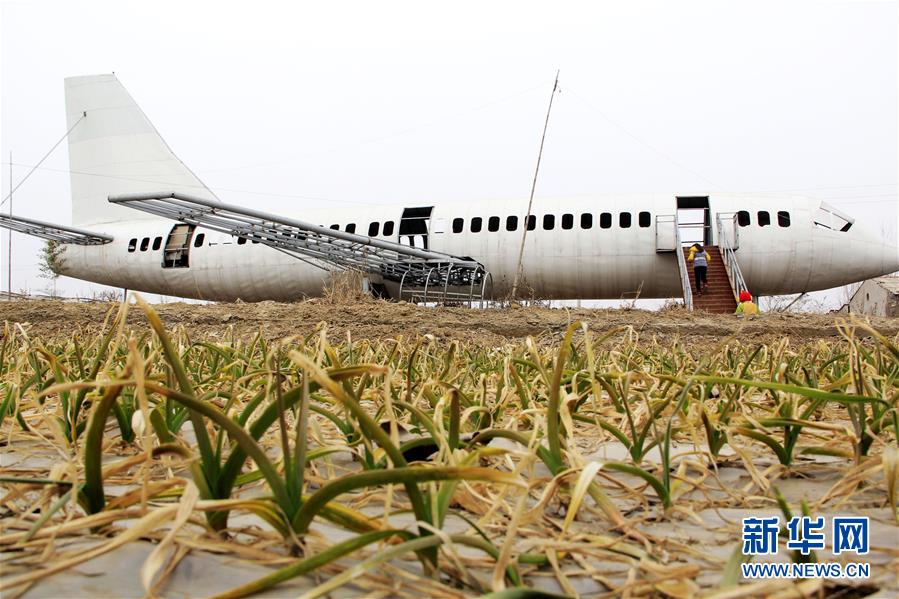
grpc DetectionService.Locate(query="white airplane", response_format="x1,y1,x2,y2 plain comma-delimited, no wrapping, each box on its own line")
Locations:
2,74,897,310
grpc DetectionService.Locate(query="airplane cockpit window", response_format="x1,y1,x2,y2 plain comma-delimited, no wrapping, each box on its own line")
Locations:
581,213,593,229
777,211,790,227
471,217,482,233
543,214,555,230
526,215,536,231
506,215,518,231
599,213,612,229
737,211,750,226
488,216,500,232
561,213,574,230
758,211,771,227
814,202,854,232
619,212,632,228
368,222,380,237
383,221,395,236
192,234,204,248
345,223,356,234
329,224,339,230
152,237,162,250
452,218,464,233
128,238,137,252
639,211,651,227
140,237,150,251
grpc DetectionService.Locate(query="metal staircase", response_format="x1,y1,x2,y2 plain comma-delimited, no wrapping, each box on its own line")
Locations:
109,192,492,305
658,211,750,313
682,246,738,313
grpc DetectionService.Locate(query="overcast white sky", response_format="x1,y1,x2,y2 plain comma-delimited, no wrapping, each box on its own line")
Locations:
1,0,896,307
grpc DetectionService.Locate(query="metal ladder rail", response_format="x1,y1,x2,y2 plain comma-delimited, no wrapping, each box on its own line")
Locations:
715,214,748,300
674,218,694,310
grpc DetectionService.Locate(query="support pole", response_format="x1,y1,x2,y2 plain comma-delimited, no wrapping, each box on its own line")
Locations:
510,71,559,300
7,151,11,299
780,292,808,312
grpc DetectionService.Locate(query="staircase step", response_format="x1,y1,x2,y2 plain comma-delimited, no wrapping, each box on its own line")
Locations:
681,245,741,313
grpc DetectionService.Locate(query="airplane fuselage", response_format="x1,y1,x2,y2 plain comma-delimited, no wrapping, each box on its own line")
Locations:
57,193,899,302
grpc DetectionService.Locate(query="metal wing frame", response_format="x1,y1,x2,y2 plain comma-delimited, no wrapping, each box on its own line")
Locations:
0,213,113,245
109,192,491,302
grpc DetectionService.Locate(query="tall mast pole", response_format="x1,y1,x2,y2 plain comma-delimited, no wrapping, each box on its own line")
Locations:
510,71,559,300
7,151,11,299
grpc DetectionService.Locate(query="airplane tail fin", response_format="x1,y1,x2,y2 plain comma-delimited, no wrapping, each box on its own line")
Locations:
64,74,218,226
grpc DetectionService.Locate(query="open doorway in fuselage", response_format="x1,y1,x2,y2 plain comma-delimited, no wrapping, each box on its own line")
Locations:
676,196,711,247
399,206,433,250
161,224,195,268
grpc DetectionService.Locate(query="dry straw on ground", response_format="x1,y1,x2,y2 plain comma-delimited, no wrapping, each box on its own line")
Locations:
0,298,896,598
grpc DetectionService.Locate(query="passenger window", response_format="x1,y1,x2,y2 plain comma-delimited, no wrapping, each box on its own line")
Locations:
471,217,482,233
526,215,536,231
561,213,573,230
506,215,518,231
488,216,500,232
140,237,150,251
238,236,247,245
639,211,651,228
600,213,612,229
543,214,555,230
368,222,380,236
128,238,137,252
581,213,593,229
758,211,771,227
452,218,464,233
345,223,356,234
153,236,162,250
777,211,790,227
619,212,632,228
330,224,339,230
737,210,751,226
383,221,395,236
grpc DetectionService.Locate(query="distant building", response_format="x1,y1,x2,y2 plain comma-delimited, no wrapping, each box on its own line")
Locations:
847,277,899,317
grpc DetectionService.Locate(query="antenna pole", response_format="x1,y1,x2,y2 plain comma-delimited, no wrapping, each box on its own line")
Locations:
510,71,559,300
7,151,11,300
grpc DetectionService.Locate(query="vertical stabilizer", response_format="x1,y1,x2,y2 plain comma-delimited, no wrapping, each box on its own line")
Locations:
64,74,217,226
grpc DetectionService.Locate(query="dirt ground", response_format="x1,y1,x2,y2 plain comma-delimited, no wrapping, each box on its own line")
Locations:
0,298,895,343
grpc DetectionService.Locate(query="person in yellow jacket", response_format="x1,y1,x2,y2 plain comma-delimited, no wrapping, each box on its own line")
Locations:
687,244,710,295
735,290,760,316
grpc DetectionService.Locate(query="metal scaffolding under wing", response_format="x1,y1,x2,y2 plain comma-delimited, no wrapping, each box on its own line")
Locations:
108,192,491,302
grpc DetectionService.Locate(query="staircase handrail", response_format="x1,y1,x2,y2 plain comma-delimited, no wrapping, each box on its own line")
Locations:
716,213,748,301
673,216,694,310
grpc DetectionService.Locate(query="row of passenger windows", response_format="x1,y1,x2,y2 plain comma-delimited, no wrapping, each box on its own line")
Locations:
325,221,395,237
127,209,793,253
127,211,652,252
127,233,206,253
737,210,790,228
452,211,651,233
319,213,653,236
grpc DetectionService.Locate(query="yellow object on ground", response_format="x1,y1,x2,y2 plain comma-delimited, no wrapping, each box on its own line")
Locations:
736,301,760,315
